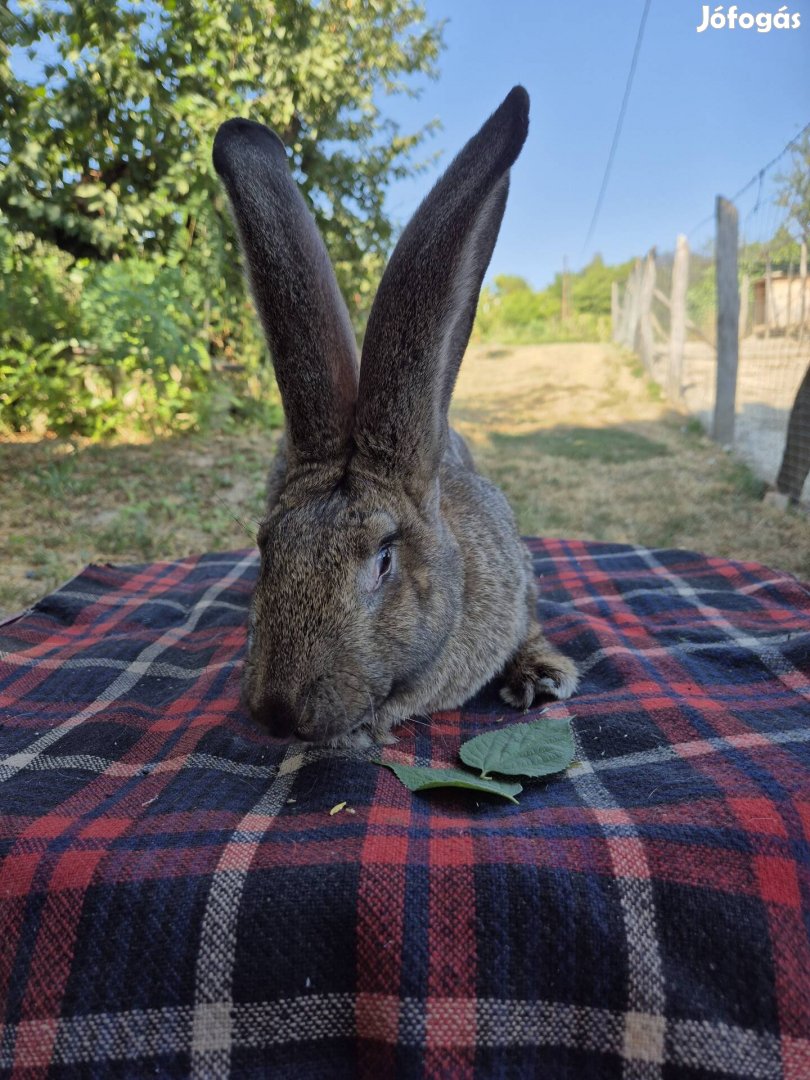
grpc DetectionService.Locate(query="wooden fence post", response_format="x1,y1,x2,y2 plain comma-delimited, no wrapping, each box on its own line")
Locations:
561,257,571,324
637,248,656,372
714,196,740,445
611,280,620,342
621,264,633,348
801,240,807,338
668,234,688,401
627,259,644,350
619,259,640,348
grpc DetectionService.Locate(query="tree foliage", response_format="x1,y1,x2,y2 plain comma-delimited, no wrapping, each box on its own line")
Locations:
474,257,633,345
0,0,442,435
775,130,810,246
1,0,441,288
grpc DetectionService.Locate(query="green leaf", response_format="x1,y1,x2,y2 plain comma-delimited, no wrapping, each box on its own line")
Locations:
459,717,576,779
376,761,522,804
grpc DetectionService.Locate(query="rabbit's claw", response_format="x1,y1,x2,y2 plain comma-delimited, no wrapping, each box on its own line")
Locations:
500,628,579,711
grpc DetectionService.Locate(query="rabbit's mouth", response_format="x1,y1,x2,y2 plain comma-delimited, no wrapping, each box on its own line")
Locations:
303,695,397,750
245,675,385,746
242,637,397,744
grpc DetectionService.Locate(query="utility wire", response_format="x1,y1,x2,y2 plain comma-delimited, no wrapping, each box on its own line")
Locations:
687,119,810,237
581,0,652,255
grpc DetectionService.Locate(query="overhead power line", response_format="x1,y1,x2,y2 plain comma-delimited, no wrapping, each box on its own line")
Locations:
581,0,652,256
687,119,810,237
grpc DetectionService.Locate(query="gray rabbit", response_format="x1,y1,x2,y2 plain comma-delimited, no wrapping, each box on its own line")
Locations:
213,86,578,746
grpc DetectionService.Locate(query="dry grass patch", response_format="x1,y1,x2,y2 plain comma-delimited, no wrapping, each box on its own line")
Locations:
0,432,271,619
0,342,807,620
452,343,808,579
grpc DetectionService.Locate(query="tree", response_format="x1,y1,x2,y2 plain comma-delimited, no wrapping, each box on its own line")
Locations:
775,129,810,246
570,254,634,316
0,1,443,436
491,275,533,296
0,0,443,313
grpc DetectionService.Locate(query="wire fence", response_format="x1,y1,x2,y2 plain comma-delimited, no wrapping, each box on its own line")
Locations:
612,134,810,507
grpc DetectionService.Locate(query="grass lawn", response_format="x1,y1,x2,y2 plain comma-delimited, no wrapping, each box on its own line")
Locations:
1,342,807,620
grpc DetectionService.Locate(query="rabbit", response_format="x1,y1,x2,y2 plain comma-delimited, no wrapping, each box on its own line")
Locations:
212,85,579,747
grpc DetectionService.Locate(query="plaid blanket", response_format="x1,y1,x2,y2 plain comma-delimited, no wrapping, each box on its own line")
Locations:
1,540,808,1079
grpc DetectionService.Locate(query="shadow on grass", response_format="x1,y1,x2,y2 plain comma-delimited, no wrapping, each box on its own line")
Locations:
490,425,672,463
451,384,595,430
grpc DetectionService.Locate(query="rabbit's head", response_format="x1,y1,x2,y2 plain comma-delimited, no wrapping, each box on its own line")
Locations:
213,87,529,742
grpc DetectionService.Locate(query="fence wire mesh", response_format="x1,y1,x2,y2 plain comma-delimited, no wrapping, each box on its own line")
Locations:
615,131,810,506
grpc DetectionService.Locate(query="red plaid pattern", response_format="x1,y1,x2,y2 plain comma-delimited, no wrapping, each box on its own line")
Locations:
1,540,808,1078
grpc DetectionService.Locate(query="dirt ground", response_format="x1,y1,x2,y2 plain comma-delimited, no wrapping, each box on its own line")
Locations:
1,342,808,621
651,336,810,501
453,342,808,574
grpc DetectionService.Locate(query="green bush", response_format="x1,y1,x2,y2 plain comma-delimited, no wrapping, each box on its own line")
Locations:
473,262,623,346
0,217,278,438
77,260,213,434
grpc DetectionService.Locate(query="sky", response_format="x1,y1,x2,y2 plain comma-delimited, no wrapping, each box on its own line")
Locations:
8,0,809,290
380,0,810,287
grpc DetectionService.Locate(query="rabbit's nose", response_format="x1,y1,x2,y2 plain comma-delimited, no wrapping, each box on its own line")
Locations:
252,691,298,738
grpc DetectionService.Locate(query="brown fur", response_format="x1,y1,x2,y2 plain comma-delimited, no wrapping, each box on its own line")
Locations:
214,87,578,745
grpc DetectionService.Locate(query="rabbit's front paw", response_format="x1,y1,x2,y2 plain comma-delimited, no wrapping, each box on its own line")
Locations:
500,628,579,711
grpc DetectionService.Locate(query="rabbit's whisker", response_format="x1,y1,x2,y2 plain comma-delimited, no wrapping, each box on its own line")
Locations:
213,494,256,539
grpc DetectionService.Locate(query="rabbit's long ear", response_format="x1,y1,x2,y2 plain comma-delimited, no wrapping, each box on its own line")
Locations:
213,119,358,465
354,87,529,494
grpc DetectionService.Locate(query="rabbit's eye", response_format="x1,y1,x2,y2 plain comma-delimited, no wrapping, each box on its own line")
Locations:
375,545,393,585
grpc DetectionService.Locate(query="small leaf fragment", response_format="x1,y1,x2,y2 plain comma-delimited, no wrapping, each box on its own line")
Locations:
460,717,576,779
329,801,347,815
376,761,522,804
